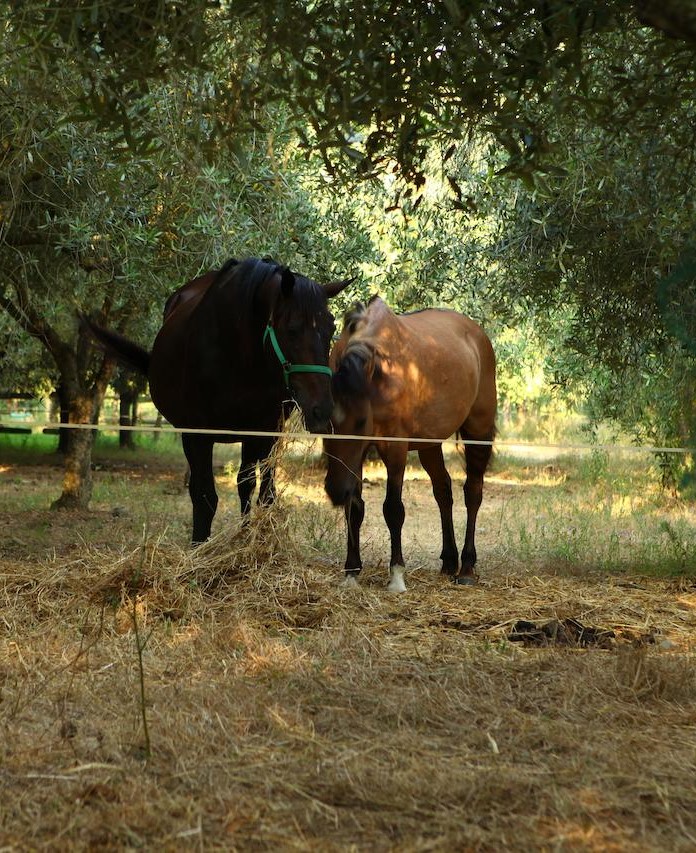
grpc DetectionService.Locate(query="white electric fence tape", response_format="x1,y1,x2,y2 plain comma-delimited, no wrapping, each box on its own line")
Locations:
8,420,693,455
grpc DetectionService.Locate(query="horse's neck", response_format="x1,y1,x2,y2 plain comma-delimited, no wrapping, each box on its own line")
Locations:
365,298,401,350
198,284,267,351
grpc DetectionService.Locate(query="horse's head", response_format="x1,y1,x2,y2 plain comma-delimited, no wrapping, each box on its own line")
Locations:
267,267,351,433
323,343,376,506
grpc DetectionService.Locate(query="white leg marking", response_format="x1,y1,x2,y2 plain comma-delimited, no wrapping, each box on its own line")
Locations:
387,564,407,593
341,574,360,589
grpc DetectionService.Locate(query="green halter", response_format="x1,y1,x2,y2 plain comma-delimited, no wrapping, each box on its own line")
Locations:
263,325,333,389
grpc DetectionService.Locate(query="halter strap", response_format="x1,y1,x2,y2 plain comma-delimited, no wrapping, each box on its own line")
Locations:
263,325,333,389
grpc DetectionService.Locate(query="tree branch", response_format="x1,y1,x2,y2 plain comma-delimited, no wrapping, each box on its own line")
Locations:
635,0,696,46
0,277,75,376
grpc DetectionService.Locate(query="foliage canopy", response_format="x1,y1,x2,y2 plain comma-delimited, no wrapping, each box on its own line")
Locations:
3,0,696,500
9,1,696,183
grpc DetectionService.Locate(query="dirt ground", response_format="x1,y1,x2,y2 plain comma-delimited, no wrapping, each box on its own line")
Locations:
2,448,696,851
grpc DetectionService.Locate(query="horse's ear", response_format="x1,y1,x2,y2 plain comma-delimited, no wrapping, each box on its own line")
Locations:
280,267,295,297
324,277,355,298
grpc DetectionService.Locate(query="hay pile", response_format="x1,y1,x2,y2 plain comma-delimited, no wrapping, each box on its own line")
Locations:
3,464,696,850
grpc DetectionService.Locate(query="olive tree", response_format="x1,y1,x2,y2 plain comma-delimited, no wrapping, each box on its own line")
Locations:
449,25,696,459
0,25,373,506
5,0,696,501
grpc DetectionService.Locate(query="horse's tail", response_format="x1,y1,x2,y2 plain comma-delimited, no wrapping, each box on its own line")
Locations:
81,316,150,376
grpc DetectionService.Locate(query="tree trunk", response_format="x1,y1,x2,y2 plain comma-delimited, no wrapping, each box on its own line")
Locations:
54,383,71,455
51,393,96,509
50,344,112,510
0,277,121,509
119,388,137,449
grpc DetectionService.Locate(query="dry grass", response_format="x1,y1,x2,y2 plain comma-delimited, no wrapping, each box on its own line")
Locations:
2,444,696,850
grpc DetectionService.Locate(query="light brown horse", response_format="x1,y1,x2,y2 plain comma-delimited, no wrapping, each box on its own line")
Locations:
324,296,496,592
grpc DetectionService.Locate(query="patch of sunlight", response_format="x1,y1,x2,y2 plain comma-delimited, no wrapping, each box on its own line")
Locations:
0,465,13,474
265,703,315,738
406,361,424,387
63,471,78,490
228,623,309,676
544,819,633,853
171,624,203,645
243,640,309,676
322,462,565,488
608,494,651,518
282,480,325,500
677,594,696,611
486,474,559,488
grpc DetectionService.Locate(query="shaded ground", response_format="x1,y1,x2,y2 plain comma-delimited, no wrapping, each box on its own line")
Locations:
2,446,696,850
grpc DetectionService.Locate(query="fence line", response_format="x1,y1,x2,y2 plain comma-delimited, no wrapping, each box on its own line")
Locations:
3,419,695,456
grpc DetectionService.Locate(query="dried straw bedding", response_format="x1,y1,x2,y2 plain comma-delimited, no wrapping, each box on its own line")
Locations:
2,482,696,848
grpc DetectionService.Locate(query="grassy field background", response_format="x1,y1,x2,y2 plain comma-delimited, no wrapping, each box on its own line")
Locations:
1,427,696,850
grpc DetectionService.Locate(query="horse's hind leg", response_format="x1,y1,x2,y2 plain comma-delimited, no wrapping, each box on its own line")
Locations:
458,428,494,585
418,445,458,576
182,433,218,544
381,445,408,592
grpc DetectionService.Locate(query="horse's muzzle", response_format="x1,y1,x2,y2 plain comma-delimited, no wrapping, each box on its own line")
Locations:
305,404,332,435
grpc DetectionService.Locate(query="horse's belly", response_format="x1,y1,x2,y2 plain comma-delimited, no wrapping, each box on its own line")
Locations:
148,330,192,425
149,337,281,432
406,360,479,437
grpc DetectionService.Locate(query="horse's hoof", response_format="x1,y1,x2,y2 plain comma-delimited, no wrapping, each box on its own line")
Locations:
341,574,360,589
440,565,458,577
387,565,407,594
454,574,477,586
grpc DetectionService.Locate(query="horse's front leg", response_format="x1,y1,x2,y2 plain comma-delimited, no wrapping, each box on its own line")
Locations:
381,443,408,593
238,437,276,516
343,486,365,586
182,433,217,544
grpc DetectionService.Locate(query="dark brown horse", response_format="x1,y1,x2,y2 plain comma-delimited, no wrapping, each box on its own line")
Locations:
324,296,496,592
86,257,350,543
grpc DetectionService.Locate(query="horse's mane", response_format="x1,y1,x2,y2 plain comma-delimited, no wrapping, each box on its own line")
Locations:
209,257,271,320
343,301,368,334
333,298,381,398
209,256,326,322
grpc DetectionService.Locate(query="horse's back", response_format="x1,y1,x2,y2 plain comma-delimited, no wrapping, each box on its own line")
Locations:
149,273,220,426
381,307,496,439
162,271,217,323
402,309,490,357
395,308,489,378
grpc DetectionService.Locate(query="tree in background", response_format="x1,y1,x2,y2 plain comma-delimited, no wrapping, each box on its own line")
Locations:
4,0,696,502
458,23,696,463
12,1,695,180
0,14,374,507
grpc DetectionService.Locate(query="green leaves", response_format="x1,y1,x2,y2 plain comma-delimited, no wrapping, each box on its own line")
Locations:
657,248,696,355
8,1,696,184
